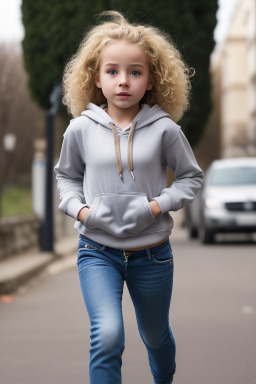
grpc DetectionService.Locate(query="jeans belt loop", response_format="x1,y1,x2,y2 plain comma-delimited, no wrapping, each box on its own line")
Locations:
146,248,152,260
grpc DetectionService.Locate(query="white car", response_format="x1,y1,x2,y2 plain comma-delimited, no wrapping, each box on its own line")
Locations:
185,157,256,244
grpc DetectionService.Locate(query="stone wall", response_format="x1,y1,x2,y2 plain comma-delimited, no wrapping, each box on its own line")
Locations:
0,214,40,260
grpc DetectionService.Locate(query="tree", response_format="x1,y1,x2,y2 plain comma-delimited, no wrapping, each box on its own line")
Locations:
22,0,106,110
111,0,218,146
22,0,217,146
0,43,44,186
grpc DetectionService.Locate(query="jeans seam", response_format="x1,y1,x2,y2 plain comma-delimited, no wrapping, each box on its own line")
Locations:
152,256,173,264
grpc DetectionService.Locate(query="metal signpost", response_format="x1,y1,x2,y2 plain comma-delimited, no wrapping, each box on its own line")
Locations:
40,83,62,252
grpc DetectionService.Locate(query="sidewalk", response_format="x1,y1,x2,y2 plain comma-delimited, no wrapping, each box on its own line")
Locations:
0,210,185,295
0,234,78,295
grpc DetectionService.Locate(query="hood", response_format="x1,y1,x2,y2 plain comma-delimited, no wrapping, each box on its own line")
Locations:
81,103,170,132
81,103,170,182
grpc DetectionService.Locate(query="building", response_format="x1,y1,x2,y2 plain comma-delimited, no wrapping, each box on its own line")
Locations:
247,0,256,156
213,0,256,158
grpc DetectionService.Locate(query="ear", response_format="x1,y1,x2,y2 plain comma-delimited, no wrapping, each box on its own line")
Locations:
146,75,154,91
95,73,101,88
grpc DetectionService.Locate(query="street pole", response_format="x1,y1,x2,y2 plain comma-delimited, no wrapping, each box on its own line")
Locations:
0,134,17,218
40,82,62,252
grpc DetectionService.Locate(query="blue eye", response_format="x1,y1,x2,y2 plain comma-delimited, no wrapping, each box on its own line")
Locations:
131,71,140,76
108,70,117,76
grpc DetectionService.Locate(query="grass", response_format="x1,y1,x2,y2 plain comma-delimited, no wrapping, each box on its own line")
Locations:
1,187,33,217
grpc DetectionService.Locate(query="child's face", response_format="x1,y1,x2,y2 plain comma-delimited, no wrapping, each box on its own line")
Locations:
95,40,154,116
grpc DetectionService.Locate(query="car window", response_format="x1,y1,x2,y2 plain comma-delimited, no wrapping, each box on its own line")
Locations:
209,166,256,186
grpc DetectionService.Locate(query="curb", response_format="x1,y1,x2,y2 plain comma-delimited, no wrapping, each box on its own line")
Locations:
0,252,54,294
0,234,78,295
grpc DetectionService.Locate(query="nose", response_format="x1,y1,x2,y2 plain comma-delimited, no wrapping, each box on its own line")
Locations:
119,73,129,87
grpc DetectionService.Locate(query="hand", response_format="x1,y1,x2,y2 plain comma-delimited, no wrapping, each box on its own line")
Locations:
149,201,162,218
78,207,90,224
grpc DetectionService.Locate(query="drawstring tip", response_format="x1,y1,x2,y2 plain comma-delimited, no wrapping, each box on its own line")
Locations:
130,171,135,181
119,173,123,182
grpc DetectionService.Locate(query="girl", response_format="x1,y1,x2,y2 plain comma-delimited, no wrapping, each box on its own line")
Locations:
55,11,203,384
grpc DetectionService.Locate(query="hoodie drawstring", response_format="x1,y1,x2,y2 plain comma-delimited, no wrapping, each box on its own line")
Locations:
109,122,136,182
110,122,123,181
127,122,136,181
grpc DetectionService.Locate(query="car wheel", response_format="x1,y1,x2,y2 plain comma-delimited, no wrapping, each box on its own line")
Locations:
199,225,215,244
185,208,199,239
189,226,198,239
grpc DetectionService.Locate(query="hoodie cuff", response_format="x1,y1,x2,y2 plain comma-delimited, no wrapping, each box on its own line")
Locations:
152,194,173,214
64,197,88,220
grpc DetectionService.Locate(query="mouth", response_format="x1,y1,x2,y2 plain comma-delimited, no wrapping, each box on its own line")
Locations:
117,92,131,97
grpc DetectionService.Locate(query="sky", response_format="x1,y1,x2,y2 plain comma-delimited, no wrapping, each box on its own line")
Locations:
0,0,24,42
0,0,240,44
214,0,240,42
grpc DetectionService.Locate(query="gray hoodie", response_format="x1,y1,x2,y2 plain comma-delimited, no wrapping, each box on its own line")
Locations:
54,103,203,248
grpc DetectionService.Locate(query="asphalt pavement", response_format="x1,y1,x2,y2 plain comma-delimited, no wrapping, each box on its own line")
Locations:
0,228,255,384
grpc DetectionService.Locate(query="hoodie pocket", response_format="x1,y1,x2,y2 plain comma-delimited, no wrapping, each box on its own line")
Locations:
84,193,157,237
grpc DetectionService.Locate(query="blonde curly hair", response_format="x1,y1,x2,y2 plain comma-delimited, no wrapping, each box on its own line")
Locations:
63,11,192,122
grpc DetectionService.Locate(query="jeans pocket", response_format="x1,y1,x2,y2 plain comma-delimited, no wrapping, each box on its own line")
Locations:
78,235,99,250
152,241,173,265
77,236,100,266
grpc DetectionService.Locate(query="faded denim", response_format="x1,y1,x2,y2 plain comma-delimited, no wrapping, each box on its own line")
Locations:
77,235,176,384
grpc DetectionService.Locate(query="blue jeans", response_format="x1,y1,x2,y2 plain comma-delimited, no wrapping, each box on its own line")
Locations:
77,235,176,384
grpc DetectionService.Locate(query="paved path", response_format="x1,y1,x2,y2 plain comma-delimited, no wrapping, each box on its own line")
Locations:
0,228,255,384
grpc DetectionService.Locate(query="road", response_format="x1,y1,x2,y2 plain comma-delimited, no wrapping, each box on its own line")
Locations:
0,228,255,384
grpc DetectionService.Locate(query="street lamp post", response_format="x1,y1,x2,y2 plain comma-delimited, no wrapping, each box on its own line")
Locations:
0,134,17,217
40,83,62,252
